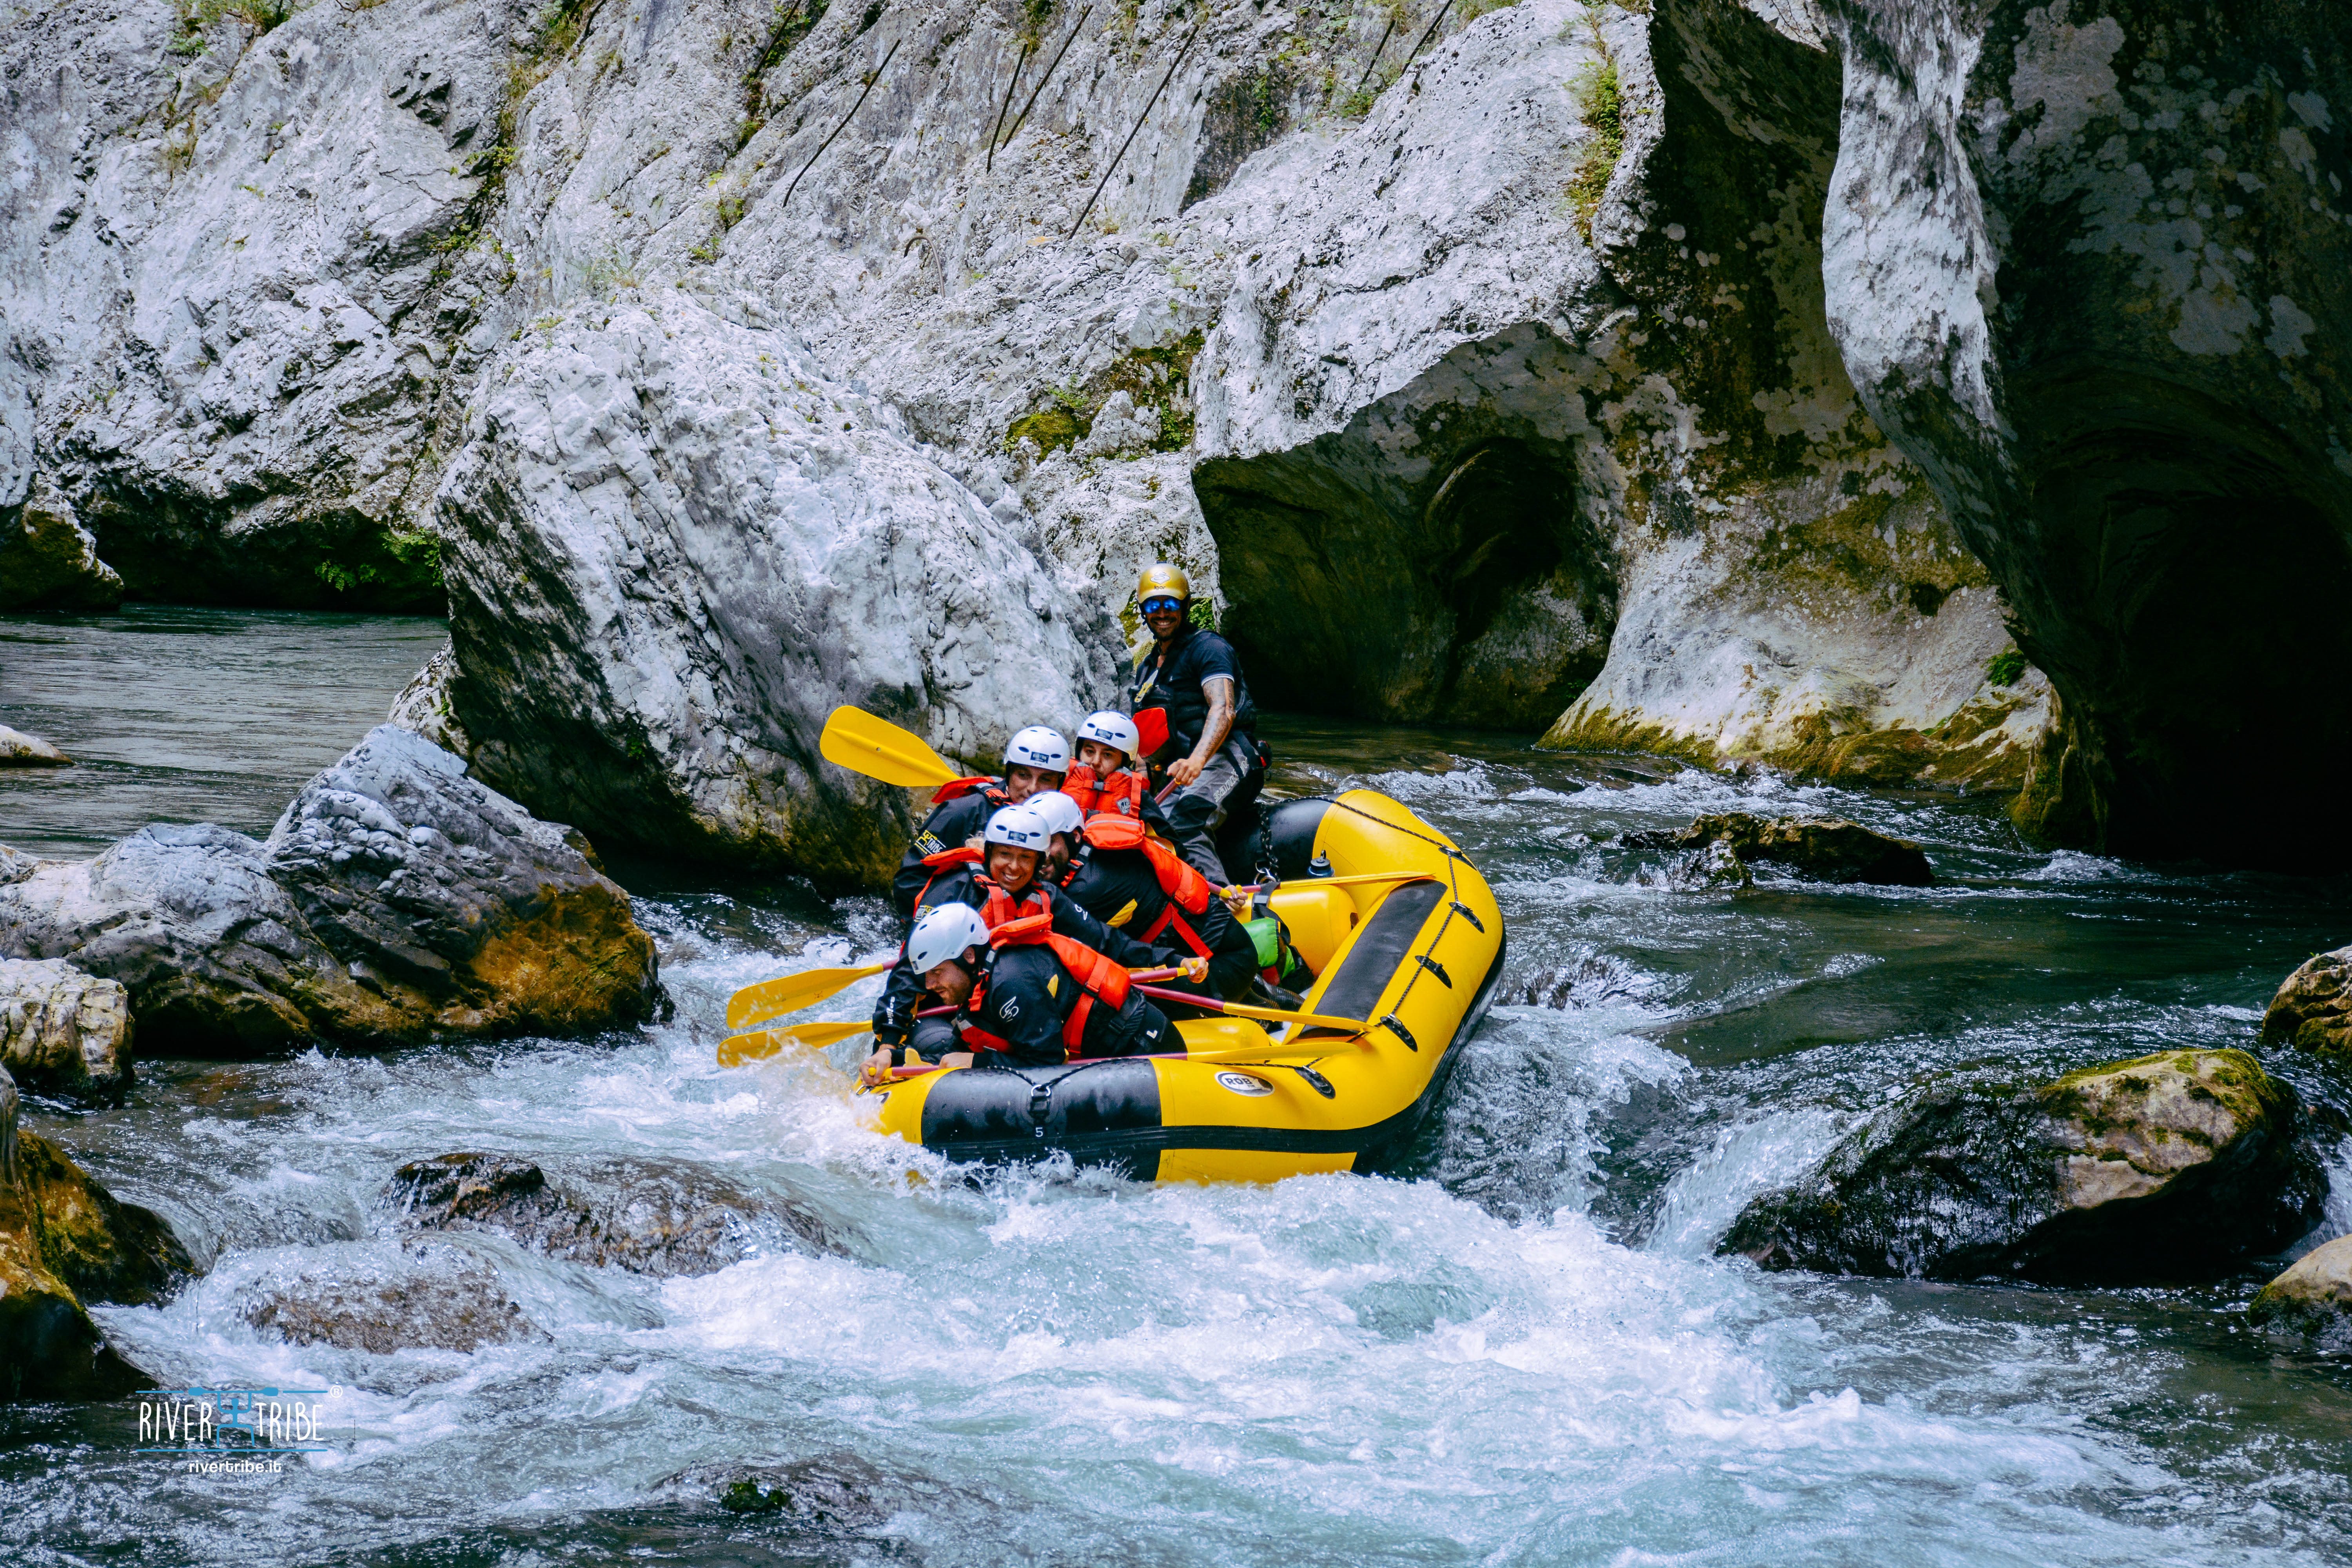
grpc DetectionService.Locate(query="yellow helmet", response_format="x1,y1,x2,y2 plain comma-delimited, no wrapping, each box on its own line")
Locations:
1136,562,1191,603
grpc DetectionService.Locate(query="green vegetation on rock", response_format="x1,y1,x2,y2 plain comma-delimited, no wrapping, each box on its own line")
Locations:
1565,57,1621,240
1985,648,2029,687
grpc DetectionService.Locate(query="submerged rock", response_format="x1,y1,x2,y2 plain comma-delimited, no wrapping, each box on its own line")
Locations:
2261,946,2352,1055
1720,1049,2322,1282
0,1068,172,1399
2250,1235,2352,1341
0,725,70,768
0,728,660,1053
0,477,123,613
386,1151,840,1276
0,956,132,1098
245,1258,541,1355
1631,813,1932,887
1666,837,1754,892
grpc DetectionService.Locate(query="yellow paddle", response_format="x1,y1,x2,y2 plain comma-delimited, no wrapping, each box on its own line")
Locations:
726,959,892,1032
818,706,962,789
718,1019,871,1068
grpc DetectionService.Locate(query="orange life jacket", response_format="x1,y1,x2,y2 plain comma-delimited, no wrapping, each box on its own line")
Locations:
1081,814,1216,957
931,775,1006,805
959,912,1132,1057
976,874,1053,931
1061,763,1148,818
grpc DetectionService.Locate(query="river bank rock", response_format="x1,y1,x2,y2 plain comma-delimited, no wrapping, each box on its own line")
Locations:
1629,813,1933,887
0,728,660,1053
386,1151,840,1276
0,1067,174,1399
1720,1049,2323,1282
2250,1235,2352,1341
0,726,70,768
0,477,123,614
0,957,132,1099
264,726,660,1039
2261,946,2352,1055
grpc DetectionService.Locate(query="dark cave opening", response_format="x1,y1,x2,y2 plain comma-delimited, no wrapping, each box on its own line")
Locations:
1196,432,1611,730
2021,397,2352,867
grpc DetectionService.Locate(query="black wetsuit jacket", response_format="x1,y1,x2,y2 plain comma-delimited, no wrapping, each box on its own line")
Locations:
888,782,1007,920
1056,843,1258,998
954,944,1173,1066
1126,626,1259,758
872,869,1175,1046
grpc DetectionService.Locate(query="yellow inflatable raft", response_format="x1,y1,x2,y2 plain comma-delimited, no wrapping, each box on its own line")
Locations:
863,789,1507,1183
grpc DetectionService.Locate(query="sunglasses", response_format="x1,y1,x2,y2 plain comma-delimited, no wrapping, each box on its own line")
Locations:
1140,596,1182,614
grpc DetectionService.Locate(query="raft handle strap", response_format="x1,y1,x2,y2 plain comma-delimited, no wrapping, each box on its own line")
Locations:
1292,1066,1336,1099
1415,955,1453,989
1028,1080,1053,1138
1448,901,1485,933
1377,1013,1418,1052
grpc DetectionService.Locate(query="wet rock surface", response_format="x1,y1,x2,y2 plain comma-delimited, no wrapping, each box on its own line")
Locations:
386,1151,842,1277
2261,946,2352,1055
1628,813,1933,886
0,727,660,1054
2251,1234,2352,1341
0,956,132,1099
0,477,122,613
1720,1049,2323,1282
0,1069,174,1399
245,1257,543,1355
657,1453,894,1532
0,725,71,768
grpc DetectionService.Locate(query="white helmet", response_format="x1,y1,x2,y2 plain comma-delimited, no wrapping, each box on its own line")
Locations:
906,903,990,973
1004,725,1070,774
1026,790,1083,839
1076,710,1141,759
983,804,1053,852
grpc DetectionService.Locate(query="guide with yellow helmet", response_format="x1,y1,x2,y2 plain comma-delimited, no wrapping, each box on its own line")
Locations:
1126,562,1269,887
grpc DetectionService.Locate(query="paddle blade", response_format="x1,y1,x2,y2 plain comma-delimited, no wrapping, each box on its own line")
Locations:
717,1019,873,1068
726,959,892,1031
819,706,962,789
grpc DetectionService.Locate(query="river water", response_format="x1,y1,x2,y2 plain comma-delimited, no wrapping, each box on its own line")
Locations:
5,609,2351,1565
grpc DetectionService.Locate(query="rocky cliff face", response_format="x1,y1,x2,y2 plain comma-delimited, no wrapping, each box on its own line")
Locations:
5,0,2340,875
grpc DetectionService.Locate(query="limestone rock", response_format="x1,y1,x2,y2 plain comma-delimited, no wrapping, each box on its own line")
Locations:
0,728,661,1053
386,1150,843,1276
0,1072,165,1400
0,726,71,768
2261,946,2352,1055
1720,1049,2323,1282
245,1257,542,1355
263,725,661,1039
0,956,132,1099
434,295,1112,884
13,1129,192,1307
1820,0,2352,864
386,641,472,762
1632,812,1933,886
1668,836,1755,892
2250,1234,2352,1338
0,477,123,613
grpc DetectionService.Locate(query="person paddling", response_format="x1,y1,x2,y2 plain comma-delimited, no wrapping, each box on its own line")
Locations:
860,902,1176,1083
887,726,1071,920
1125,564,1264,884
871,802,1201,1064
1029,788,1259,1005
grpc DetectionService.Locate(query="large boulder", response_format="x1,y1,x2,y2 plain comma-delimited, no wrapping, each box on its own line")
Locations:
2250,1234,2352,1339
0,956,132,1099
0,728,661,1053
1720,1049,2323,1281
434,293,1113,885
0,1067,172,1399
2261,946,2352,1055
264,725,661,1039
